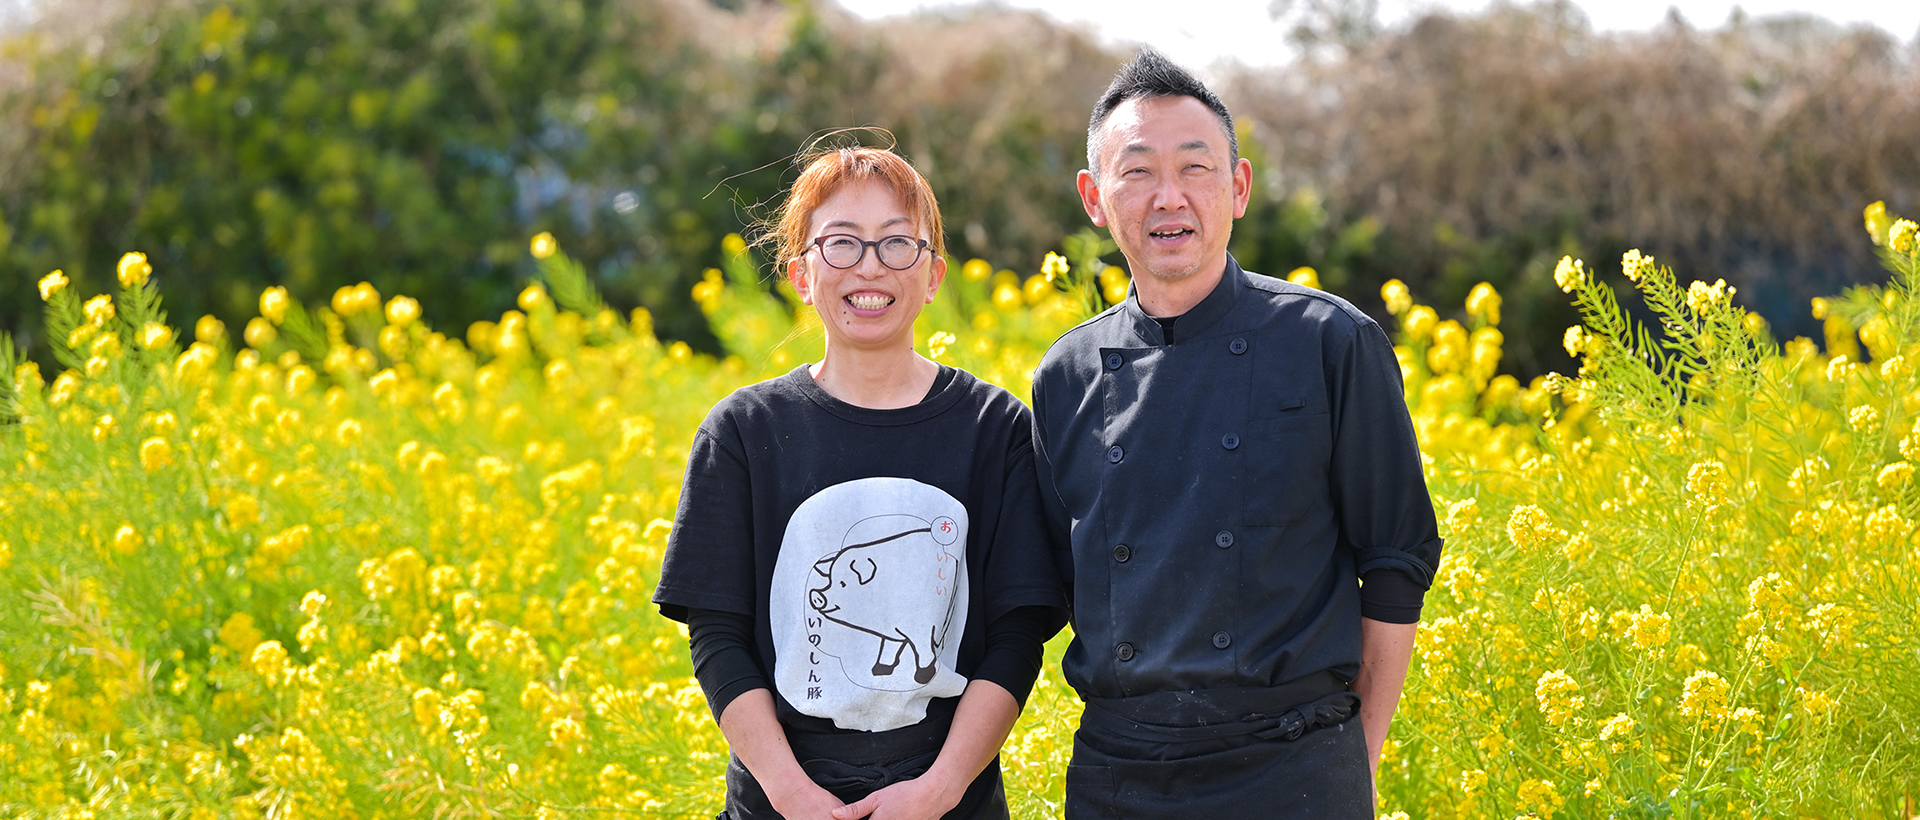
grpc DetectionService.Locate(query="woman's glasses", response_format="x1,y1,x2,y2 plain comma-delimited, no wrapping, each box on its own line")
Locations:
810,234,929,270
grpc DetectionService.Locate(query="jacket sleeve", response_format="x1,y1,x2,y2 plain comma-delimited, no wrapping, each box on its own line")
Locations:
1327,319,1443,595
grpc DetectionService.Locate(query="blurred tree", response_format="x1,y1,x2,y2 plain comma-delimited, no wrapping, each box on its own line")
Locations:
0,0,1120,367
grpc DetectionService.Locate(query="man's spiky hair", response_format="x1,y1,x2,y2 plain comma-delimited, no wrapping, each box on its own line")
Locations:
1085,49,1237,180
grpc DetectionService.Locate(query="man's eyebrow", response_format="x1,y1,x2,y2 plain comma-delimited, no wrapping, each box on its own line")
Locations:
1115,140,1218,160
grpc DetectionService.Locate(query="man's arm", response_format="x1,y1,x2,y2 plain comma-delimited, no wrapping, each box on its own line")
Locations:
1352,617,1418,785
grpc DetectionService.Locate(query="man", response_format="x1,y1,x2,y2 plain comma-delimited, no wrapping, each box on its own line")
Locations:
1030,50,1443,817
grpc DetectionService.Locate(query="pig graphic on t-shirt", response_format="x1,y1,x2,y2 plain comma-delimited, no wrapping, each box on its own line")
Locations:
807,514,961,685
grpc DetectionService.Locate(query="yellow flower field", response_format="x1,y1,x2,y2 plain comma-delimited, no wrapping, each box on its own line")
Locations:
1,208,1916,819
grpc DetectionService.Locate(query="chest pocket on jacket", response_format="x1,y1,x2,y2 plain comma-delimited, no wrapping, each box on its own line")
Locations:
1243,398,1333,527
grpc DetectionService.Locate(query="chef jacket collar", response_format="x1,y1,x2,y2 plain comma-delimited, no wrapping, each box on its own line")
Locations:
1121,254,1246,346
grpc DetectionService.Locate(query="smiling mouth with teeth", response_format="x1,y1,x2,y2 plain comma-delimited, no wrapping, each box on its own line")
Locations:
846,294,895,310
1151,228,1193,238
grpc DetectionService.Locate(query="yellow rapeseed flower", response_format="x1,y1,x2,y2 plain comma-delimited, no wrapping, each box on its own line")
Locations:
519,284,549,311
1286,267,1319,290
1553,256,1585,293
251,640,290,686
1627,605,1671,651
1507,504,1567,555
531,232,558,259
1518,779,1563,819
91,332,122,360
1864,504,1909,548
1685,279,1735,315
1679,669,1730,724
219,613,263,654
195,315,226,344
1534,669,1584,726
112,524,141,556
1444,497,1479,531
1465,282,1500,325
244,317,276,349
963,258,992,281
92,413,117,440
1685,460,1729,516
1040,252,1069,282
1563,326,1587,358
38,270,68,301
1599,712,1635,749
1890,219,1918,254
721,233,746,257
1621,249,1653,282
85,294,116,326
1865,201,1891,244
1877,461,1913,492
550,715,587,747
140,323,174,351
1022,274,1051,306
140,437,173,472
1380,279,1412,316
1403,305,1437,341
117,251,152,288
1796,686,1836,721
386,295,421,327
1848,405,1881,434
259,287,290,324
412,688,442,727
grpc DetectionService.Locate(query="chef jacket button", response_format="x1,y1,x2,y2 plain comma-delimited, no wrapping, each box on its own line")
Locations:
1107,445,1125,463
1212,631,1232,649
1222,433,1240,450
1116,642,1136,662
1105,352,1124,370
1113,544,1132,563
1215,531,1234,548
1230,338,1248,355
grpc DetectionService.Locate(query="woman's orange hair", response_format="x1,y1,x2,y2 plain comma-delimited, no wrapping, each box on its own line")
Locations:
769,146,945,271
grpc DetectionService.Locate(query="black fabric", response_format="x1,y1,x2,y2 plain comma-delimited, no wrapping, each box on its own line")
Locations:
719,719,1010,820
1065,703,1371,820
969,606,1061,706
654,363,1067,786
688,608,766,721
1359,568,1424,624
1031,253,1443,701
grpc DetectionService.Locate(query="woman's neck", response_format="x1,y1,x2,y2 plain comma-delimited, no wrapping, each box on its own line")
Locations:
809,345,939,410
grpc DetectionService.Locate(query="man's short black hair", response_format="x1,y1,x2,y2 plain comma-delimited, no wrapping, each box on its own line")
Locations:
1086,49,1237,179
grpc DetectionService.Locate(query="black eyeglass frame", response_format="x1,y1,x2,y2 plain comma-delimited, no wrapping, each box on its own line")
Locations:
808,234,931,271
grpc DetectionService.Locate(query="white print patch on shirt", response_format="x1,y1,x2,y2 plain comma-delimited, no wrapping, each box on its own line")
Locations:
769,477,970,732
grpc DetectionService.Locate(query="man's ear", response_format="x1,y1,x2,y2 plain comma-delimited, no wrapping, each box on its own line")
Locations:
788,256,813,305
1076,169,1108,227
1231,157,1253,219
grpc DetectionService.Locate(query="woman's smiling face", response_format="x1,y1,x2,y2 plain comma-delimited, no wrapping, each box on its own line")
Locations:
789,179,946,354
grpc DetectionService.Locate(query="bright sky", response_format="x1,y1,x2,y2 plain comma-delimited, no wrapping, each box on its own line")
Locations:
840,0,1920,72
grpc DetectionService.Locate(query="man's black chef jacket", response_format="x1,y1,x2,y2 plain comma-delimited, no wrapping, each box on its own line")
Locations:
1031,255,1443,700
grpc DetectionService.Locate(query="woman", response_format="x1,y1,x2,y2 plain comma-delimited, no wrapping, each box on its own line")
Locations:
652,145,1067,820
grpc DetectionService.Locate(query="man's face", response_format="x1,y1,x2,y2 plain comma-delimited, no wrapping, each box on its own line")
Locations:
1078,95,1252,288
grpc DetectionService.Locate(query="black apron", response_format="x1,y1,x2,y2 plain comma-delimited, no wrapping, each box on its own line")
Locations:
1064,674,1371,819
718,718,1009,820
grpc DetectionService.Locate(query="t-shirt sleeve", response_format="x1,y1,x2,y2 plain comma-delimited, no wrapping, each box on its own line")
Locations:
652,413,758,623
1328,319,1444,598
